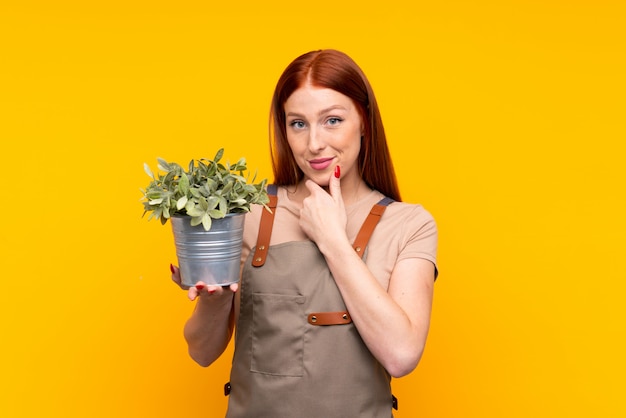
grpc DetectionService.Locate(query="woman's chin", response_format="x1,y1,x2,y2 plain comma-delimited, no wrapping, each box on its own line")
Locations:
304,175,330,187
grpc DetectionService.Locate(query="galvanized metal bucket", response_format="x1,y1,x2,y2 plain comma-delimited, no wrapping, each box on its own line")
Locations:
171,213,245,287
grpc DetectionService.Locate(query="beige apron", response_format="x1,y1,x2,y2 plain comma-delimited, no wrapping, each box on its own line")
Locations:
226,188,395,418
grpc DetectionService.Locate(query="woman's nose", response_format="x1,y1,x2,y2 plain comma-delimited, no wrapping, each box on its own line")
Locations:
307,127,325,152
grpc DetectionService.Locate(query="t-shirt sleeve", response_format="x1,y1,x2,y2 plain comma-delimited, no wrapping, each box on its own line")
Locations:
396,205,439,279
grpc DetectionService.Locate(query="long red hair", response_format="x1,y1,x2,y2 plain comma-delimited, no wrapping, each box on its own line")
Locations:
269,49,402,201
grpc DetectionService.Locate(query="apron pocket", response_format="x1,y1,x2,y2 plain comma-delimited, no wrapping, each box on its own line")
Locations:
250,292,306,377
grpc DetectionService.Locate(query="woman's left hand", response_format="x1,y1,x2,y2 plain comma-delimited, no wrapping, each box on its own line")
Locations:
299,167,348,251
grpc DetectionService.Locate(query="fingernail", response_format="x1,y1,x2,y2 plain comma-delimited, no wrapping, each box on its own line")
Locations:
334,165,340,178
208,289,216,295
195,284,205,291
170,264,176,274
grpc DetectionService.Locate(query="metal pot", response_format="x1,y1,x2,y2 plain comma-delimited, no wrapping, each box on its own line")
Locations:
171,213,245,286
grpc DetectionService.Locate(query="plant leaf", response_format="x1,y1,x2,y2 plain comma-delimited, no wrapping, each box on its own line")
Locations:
214,148,224,163
157,158,170,172
221,181,233,195
201,213,212,231
176,196,188,210
204,196,218,210
208,209,225,219
144,163,154,179
186,206,204,217
178,173,190,195
219,197,227,213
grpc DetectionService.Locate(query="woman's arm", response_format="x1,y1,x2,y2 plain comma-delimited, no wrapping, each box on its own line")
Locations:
321,244,434,377
300,177,435,377
172,266,238,367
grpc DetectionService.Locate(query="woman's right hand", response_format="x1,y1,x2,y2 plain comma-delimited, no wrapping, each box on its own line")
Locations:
170,264,239,301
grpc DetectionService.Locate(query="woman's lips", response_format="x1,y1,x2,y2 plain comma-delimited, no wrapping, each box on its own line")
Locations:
309,157,334,171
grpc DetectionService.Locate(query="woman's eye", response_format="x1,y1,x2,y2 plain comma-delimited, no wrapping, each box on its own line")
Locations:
327,117,343,126
289,120,306,129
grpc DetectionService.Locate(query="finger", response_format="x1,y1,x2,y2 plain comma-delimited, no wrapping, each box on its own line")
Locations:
304,179,322,194
189,282,212,300
170,263,180,284
171,264,190,289
196,283,218,295
329,165,343,203
188,286,199,301
204,285,220,296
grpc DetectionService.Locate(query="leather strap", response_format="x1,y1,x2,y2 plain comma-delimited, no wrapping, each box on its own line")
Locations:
251,185,278,267
308,311,352,326
352,197,394,259
253,192,394,266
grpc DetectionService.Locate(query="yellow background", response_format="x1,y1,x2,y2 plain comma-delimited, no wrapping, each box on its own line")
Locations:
1,1,624,416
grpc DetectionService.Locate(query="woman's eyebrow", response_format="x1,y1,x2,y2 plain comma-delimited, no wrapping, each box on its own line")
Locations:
286,105,348,118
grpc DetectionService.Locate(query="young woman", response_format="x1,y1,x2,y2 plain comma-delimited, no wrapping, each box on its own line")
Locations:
171,49,438,417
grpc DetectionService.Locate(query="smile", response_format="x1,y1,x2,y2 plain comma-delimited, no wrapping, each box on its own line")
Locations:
308,157,334,171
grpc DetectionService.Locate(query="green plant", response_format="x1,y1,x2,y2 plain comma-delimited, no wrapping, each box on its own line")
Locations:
141,148,269,231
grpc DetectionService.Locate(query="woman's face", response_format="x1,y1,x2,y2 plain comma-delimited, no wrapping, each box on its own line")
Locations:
284,84,363,187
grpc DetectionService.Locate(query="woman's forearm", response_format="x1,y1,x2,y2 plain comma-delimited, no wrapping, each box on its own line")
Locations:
183,293,235,367
321,238,434,377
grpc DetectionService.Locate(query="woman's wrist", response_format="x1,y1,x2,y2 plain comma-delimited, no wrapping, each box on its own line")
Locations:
318,234,355,264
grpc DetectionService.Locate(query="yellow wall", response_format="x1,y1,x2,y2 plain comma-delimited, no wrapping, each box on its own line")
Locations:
1,1,624,416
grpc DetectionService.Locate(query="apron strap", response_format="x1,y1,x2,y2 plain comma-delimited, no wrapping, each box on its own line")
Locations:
252,187,393,266
251,184,278,267
307,311,352,325
352,197,394,259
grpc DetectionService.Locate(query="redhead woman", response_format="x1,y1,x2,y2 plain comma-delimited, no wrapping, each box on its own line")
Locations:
171,49,438,418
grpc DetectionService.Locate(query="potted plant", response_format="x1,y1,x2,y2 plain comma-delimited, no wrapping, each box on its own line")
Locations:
141,148,269,286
